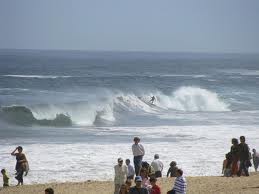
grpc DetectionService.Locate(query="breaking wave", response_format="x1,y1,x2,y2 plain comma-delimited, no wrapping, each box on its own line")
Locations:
0,87,230,126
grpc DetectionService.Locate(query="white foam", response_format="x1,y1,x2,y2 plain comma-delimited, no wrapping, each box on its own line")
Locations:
1,125,259,184
156,86,230,111
2,75,72,79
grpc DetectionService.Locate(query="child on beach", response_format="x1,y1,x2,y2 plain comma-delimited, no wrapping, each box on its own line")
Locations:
1,169,9,187
119,184,129,194
222,153,232,177
150,177,161,194
167,161,178,177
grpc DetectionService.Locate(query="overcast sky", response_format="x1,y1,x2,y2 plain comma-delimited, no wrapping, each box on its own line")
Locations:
0,0,259,53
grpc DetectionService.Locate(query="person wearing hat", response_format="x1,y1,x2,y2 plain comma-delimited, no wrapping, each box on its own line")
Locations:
151,154,163,178
132,137,145,176
114,158,128,194
129,176,149,194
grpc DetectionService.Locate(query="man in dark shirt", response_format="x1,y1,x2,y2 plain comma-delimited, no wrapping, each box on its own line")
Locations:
129,176,149,194
237,136,250,176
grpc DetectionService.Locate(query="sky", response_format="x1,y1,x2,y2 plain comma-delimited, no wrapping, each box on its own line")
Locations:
0,0,259,53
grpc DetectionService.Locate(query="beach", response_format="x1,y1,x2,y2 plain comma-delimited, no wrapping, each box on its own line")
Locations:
1,173,259,194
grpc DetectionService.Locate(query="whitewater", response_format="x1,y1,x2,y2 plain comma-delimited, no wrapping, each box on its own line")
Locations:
0,50,259,184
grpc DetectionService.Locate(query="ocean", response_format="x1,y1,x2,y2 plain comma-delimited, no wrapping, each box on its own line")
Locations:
0,49,259,184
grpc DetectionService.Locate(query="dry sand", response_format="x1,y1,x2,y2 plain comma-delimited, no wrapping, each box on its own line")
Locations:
1,173,259,194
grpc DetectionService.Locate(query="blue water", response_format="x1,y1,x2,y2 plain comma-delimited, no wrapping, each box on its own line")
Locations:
0,49,259,183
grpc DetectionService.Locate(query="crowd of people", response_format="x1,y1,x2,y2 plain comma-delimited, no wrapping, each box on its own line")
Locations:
1,135,259,194
222,136,259,177
114,136,187,194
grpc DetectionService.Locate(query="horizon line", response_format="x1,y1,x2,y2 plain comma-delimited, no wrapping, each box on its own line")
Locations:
0,48,259,55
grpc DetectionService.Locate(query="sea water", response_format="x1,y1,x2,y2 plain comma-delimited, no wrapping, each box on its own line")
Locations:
0,50,259,184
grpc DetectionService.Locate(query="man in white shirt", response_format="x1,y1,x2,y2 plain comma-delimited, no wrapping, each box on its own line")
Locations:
132,136,145,176
151,154,163,178
114,158,128,194
126,159,135,179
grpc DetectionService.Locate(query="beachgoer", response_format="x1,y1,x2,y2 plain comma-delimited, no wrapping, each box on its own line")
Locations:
132,137,145,176
167,169,187,194
1,169,9,187
237,136,250,176
128,176,149,194
114,158,128,194
150,177,161,194
139,168,151,191
230,138,239,176
151,154,163,178
11,146,28,185
45,187,54,194
142,161,155,177
252,149,259,172
222,153,232,177
126,159,135,180
167,161,178,177
149,96,155,104
125,179,132,193
119,184,129,194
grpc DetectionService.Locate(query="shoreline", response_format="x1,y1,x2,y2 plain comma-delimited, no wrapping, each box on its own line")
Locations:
1,173,259,194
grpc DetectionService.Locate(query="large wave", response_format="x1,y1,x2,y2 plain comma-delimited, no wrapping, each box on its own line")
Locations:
0,87,230,127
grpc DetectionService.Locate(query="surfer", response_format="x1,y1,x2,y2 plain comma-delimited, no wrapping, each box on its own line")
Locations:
149,96,155,104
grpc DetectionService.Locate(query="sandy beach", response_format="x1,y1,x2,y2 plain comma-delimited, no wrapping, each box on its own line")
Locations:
1,173,259,194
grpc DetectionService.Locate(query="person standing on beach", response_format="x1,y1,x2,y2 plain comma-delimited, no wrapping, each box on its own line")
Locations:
114,158,128,194
230,138,239,176
126,159,135,180
252,149,259,172
132,137,145,176
151,154,163,178
11,146,28,185
237,136,250,176
167,161,178,177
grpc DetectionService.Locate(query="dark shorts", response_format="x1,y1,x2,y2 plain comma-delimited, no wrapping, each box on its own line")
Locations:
155,171,162,177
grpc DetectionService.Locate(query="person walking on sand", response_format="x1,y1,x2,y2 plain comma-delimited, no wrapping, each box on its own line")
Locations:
167,169,187,194
11,146,28,185
151,154,163,178
1,169,9,187
114,158,128,194
132,137,145,176
237,136,250,176
252,149,259,172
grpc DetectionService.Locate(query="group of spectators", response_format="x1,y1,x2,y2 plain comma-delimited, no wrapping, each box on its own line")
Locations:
222,136,259,177
114,136,187,194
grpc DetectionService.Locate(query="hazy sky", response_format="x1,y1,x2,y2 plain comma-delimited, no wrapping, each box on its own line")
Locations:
1,0,259,53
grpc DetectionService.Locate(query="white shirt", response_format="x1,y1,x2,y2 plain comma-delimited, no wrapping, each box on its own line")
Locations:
114,164,128,185
151,159,163,172
132,143,145,156
127,164,135,177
